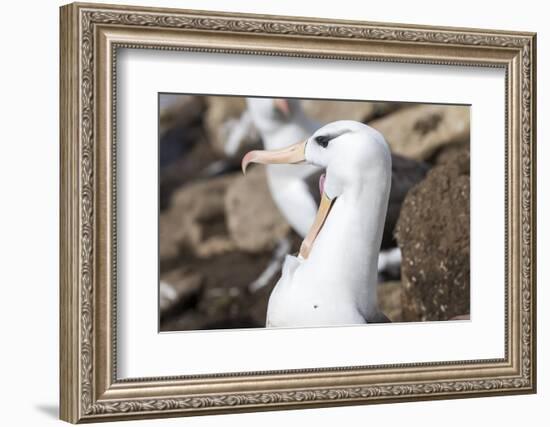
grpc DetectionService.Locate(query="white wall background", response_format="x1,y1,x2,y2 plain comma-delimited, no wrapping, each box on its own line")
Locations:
0,0,545,425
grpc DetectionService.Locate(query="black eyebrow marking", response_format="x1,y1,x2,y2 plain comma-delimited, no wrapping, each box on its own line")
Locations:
315,135,331,148
314,128,352,148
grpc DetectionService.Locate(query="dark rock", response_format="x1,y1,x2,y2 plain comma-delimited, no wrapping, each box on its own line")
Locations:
159,95,206,169
159,269,204,317
395,148,470,321
383,153,430,248
160,249,277,331
160,132,221,210
159,95,206,137
158,95,213,209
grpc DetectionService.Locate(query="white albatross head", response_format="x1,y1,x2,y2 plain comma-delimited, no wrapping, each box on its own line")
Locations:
242,120,391,259
246,98,305,134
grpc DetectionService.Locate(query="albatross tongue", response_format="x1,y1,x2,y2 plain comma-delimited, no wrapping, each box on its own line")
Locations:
319,173,326,197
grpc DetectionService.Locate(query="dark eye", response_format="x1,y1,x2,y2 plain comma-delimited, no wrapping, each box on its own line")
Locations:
315,135,331,148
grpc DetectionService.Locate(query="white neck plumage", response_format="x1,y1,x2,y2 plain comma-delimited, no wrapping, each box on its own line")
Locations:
302,168,391,317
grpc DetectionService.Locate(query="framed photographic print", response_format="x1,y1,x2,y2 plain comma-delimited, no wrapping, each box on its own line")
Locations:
59,2,537,423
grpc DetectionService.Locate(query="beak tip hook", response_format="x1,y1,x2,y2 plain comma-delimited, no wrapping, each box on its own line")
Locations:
241,153,252,175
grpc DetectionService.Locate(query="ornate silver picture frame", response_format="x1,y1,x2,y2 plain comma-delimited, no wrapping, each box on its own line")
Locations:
60,2,536,423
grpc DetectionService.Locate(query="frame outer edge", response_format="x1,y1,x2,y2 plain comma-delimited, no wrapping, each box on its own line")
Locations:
529,33,537,393
59,2,537,422
60,3,80,424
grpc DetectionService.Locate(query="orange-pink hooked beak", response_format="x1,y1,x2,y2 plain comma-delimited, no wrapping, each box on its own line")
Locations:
241,140,307,175
241,140,335,260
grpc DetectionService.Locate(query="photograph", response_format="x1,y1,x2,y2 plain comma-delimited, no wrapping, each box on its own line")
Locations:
158,95,471,331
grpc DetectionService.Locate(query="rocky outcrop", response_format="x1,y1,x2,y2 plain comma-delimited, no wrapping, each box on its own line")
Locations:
395,147,470,321
225,167,291,253
302,99,402,123
160,174,238,267
370,105,470,161
159,170,282,331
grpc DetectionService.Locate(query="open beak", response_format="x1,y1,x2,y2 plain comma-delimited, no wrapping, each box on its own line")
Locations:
299,192,334,259
241,141,335,260
241,140,307,174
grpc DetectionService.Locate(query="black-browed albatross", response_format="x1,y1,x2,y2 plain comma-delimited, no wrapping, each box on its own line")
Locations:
243,120,392,327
